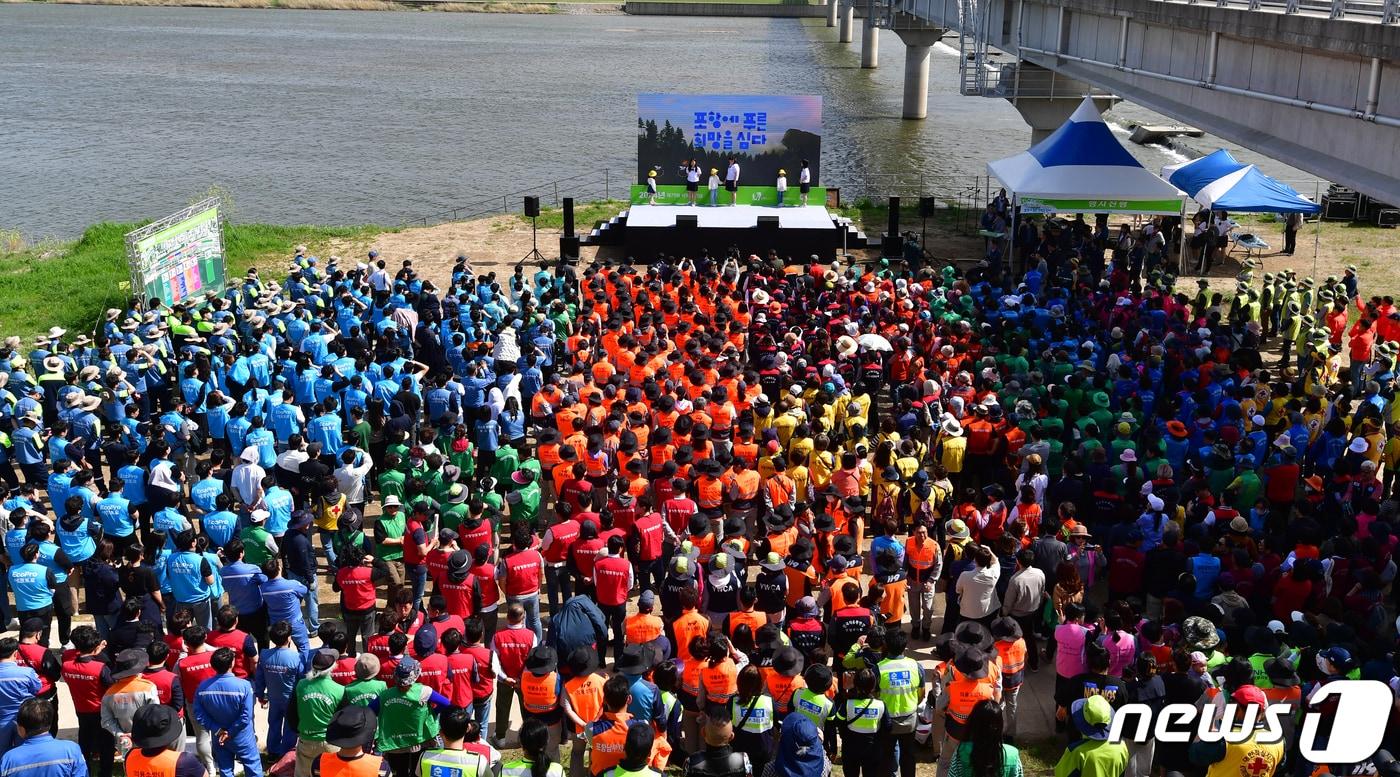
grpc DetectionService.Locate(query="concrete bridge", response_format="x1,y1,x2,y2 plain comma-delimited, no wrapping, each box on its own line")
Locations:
835,0,1400,203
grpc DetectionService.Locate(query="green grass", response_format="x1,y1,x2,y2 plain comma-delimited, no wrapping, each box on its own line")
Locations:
0,222,390,341
527,199,629,231
1018,736,1061,776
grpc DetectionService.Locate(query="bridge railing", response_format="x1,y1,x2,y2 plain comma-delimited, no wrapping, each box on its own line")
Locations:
1151,0,1396,22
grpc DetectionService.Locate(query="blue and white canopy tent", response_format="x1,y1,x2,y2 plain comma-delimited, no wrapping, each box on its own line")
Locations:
987,97,1186,216
1162,148,1321,214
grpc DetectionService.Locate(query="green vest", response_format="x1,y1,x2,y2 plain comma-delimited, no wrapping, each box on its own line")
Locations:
791,687,832,727
295,675,346,740
419,748,486,777
377,511,407,561
344,678,388,707
378,471,407,500
730,694,774,734
877,656,922,716
440,503,470,533
377,684,440,752
606,768,660,777
842,697,887,734
502,761,563,777
241,526,275,566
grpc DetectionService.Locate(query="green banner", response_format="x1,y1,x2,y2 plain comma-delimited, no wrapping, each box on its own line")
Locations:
1019,196,1182,215
129,205,227,308
631,184,826,207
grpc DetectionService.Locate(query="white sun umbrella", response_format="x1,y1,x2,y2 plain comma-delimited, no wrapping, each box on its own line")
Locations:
857,333,893,352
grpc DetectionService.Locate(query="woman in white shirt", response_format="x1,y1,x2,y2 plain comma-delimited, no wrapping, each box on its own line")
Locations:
681,159,701,206
798,159,812,206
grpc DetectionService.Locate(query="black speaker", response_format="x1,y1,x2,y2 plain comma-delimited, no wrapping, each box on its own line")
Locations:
677,215,699,227
919,196,937,217
524,196,540,218
1379,209,1400,227
559,235,581,259
887,196,900,236
562,197,575,237
757,216,780,229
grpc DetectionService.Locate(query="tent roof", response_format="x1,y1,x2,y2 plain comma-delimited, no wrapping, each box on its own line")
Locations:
987,98,1184,214
1163,149,1320,213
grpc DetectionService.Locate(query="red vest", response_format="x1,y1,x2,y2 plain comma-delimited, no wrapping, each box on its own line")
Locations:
462,644,494,698
337,566,378,612
503,549,544,597
404,518,429,566
441,577,476,619
571,538,606,579
542,520,580,564
16,643,52,694
445,651,477,708
332,656,358,686
417,652,449,696
62,656,107,714
427,615,466,647
469,564,500,608
143,668,180,709
367,635,392,665
633,513,666,562
663,498,697,534
207,629,253,678
594,555,631,606
459,520,493,558
176,651,216,705
491,627,536,678
608,502,638,535
426,550,451,589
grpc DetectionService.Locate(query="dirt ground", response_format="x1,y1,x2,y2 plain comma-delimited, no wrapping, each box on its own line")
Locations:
322,207,1400,302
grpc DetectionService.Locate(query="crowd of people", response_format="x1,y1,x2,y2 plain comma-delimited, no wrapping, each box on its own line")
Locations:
0,211,1395,777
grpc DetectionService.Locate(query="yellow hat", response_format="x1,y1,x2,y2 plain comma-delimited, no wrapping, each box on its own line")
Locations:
711,168,718,174
779,169,786,175
648,171,656,178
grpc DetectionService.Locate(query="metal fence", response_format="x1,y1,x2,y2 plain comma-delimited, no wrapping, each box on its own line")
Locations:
1151,0,1397,22
400,170,633,228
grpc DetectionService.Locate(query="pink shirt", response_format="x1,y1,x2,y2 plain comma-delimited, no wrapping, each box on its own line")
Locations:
1055,623,1089,679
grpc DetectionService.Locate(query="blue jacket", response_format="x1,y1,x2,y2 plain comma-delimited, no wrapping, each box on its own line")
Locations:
194,672,256,738
260,577,308,629
254,646,303,705
221,561,268,616
0,662,41,725
0,734,86,777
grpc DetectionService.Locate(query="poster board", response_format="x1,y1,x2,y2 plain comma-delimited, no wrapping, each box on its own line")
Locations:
637,94,822,189
124,198,227,308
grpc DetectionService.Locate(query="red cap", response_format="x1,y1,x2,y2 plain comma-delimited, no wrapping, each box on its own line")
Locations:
1231,685,1268,711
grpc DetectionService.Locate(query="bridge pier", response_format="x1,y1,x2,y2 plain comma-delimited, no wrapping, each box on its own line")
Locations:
861,13,879,67
826,0,837,26
895,27,943,119
839,1,855,43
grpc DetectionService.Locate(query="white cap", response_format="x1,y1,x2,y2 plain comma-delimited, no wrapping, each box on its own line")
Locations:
1252,415,1265,427
1147,494,1164,511
250,509,270,524
1267,620,1287,634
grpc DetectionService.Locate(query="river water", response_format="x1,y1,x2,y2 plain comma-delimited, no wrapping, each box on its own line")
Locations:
0,4,1314,238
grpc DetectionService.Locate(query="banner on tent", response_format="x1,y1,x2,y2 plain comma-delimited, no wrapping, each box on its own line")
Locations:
1019,196,1183,215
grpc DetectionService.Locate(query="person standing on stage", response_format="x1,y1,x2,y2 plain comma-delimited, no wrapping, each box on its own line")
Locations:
776,169,787,207
799,159,812,206
682,160,701,206
725,158,740,205
708,168,721,206
646,171,658,206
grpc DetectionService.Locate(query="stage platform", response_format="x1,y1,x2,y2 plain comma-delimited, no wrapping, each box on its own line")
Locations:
586,204,866,260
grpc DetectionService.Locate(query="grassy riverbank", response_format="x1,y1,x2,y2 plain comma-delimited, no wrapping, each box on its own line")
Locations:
0,222,389,341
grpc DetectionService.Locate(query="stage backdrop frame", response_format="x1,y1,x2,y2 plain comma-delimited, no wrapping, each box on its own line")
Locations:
124,198,227,308
637,94,822,189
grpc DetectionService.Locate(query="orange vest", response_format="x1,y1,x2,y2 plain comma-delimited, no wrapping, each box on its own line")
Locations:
701,659,738,704
690,533,716,564
946,675,999,730
589,713,633,776
766,528,797,557
698,476,724,509
318,754,386,777
521,671,560,714
763,672,806,715
565,673,606,733
764,476,795,509
731,470,761,502
905,537,938,571
727,610,766,640
681,658,704,698
994,638,1027,689
126,748,181,777
624,613,664,645
673,612,711,663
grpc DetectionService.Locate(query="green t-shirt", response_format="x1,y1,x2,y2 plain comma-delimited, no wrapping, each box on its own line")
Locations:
1054,739,1128,777
344,678,388,708
954,742,1022,777
295,675,346,740
240,526,276,566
